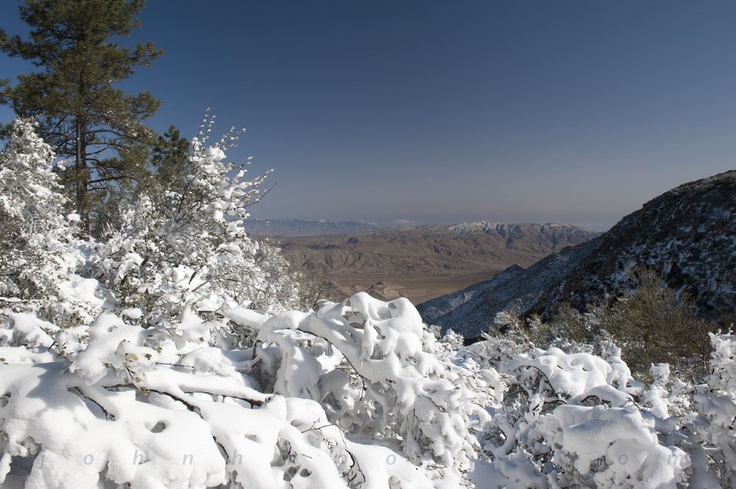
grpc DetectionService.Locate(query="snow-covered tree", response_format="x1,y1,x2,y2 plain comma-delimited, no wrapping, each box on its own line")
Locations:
0,118,81,304
90,114,304,334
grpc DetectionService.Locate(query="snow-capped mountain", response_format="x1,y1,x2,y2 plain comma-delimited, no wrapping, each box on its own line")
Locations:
447,221,593,241
419,170,736,336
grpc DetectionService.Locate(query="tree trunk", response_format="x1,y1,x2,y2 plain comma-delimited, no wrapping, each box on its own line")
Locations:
75,118,90,232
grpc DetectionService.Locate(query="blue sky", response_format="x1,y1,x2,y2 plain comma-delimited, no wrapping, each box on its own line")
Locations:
2,1,736,230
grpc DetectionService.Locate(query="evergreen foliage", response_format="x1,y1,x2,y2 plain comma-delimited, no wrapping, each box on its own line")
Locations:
0,0,162,229
150,125,192,193
504,266,716,382
602,266,714,380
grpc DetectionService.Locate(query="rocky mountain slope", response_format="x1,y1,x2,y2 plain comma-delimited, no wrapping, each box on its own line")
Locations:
418,238,600,337
264,222,598,303
531,170,736,319
418,171,736,336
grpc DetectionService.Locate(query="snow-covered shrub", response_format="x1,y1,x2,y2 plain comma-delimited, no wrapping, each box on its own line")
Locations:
253,293,502,484
90,114,304,334
0,119,68,234
0,289,500,488
485,346,690,488
687,332,736,488
437,328,466,350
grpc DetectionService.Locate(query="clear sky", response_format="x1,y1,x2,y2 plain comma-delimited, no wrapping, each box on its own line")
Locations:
2,1,736,231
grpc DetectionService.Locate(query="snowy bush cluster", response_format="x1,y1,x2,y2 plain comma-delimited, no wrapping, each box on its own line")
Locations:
1,118,736,488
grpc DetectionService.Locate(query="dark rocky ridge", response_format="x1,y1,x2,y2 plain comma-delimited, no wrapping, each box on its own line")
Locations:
531,170,736,319
419,171,736,336
417,238,600,336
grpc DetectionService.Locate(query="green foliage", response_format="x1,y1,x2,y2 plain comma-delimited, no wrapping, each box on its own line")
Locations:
86,125,191,238
503,266,715,381
150,125,192,191
0,0,162,229
495,306,612,358
528,304,602,350
601,266,714,380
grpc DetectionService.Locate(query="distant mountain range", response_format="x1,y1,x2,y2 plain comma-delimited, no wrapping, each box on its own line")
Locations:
276,222,597,276
418,170,736,337
264,221,599,304
243,219,383,236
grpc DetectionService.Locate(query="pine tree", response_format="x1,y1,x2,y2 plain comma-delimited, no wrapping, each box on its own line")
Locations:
150,125,192,192
0,0,162,230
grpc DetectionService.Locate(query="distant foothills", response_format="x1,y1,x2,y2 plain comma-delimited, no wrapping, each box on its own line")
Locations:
243,218,384,236
246,219,600,305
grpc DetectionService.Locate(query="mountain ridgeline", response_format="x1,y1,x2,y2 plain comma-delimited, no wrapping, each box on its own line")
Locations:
243,219,383,236
271,222,596,275
419,170,736,337
261,222,598,303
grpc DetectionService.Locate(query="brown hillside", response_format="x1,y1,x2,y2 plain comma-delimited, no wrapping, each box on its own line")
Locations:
262,222,598,303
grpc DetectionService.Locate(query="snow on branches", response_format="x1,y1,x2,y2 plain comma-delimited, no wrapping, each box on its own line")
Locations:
0,292,500,488
0,118,81,305
486,346,688,488
91,114,302,330
254,293,501,481
0,118,67,231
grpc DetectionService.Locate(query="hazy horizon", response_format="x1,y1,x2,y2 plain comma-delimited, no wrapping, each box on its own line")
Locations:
245,215,615,233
